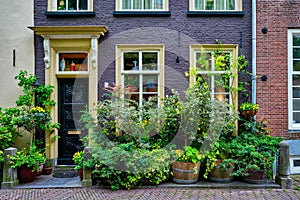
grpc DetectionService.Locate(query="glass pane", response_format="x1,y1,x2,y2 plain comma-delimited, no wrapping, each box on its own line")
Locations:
293,87,300,98
143,75,158,92
196,75,211,88
59,53,88,71
293,48,300,59
124,74,140,92
227,0,234,10
142,52,158,70
293,100,300,111
293,75,300,85
122,0,131,9
194,0,204,10
196,52,212,70
293,60,300,71
293,112,300,123
216,0,224,10
214,74,229,92
57,0,66,10
154,0,163,9
124,52,139,70
125,93,140,104
144,0,152,9
206,0,214,10
133,0,142,9
214,93,229,102
79,0,87,10
293,34,300,46
214,52,230,71
143,94,158,102
68,0,77,10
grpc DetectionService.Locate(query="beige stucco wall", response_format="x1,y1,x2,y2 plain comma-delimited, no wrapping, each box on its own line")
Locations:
0,0,34,108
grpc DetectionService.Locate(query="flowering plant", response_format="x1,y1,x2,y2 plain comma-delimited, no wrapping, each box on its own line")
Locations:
174,146,204,164
239,102,259,111
7,145,45,171
73,150,84,170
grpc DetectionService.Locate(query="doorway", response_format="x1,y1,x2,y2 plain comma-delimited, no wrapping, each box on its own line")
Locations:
57,78,88,165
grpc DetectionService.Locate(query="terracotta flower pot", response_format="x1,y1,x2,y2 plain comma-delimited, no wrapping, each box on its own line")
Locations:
78,169,83,181
18,165,37,183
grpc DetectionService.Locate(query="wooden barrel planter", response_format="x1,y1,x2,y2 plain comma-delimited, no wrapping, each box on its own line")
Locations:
172,161,201,184
241,169,268,184
208,165,234,183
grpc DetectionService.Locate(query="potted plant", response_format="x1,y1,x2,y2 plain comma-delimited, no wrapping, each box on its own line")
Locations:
172,146,204,184
7,145,45,183
42,159,53,175
73,150,84,181
239,102,259,118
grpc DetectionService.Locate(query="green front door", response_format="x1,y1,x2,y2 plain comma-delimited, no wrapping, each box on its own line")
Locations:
57,78,88,165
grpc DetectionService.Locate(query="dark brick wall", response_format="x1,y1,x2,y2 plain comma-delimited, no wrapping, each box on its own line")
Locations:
256,0,300,139
33,0,252,117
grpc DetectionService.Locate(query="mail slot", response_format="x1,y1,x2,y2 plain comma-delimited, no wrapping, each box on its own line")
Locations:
68,130,81,135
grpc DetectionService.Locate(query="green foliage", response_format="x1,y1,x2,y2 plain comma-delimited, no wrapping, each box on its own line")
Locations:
73,150,84,170
174,146,204,163
240,102,259,111
7,145,45,171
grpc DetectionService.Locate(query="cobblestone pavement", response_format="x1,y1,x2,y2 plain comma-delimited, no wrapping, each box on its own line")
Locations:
0,175,299,200
1,188,300,200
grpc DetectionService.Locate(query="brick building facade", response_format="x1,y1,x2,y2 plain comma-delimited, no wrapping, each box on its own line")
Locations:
256,0,300,139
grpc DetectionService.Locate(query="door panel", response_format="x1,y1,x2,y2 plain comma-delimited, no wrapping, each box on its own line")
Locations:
57,78,88,165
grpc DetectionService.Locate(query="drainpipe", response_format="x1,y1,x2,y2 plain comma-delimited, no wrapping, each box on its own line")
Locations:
252,0,257,104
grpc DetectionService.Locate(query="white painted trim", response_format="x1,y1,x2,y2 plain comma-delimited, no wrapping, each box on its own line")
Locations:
288,29,300,130
43,38,50,68
290,156,300,174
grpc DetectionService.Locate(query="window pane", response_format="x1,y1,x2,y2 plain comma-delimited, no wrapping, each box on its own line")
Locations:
124,52,139,70
68,0,77,10
293,87,300,98
133,0,142,9
154,0,163,9
227,0,234,10
57,0,66,10
293,100,300,111
293,75,300,85
293,112,300,123
59,53,88,71
196,52,212,70
143,75,158,92
142,52,158,70
215,52,230,71
79,0,87,10
194,0,204,10
122,0,131,9
144,0,152,9
293,60,300,71
293,34,300,46
206,0,214,10
124,74,140,92
293,48,300,58
216,0,224,10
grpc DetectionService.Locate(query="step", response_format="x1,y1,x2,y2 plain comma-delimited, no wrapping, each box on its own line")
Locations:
52,165,78,178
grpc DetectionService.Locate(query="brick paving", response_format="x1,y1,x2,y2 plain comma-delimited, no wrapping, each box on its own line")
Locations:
0,188,300,200
0,175,299,200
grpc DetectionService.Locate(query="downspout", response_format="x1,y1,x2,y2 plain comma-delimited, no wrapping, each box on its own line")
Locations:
252,0,257,104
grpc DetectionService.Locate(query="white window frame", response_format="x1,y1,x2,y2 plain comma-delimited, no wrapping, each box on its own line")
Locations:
288,29,300,130
189,0,242,11
190,44,238,108
48,0,92,11
116,0,169,11
116,45,164,107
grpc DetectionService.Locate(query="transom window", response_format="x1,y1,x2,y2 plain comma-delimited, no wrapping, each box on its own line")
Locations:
288,30,300,129
50,0,90,11
116,46,164,107
118,0,167,11
190,0,241,11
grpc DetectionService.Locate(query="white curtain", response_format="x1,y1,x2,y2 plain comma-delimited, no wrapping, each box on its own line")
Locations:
133,0,142,9
216,0,225,10
194,0,204,10
154,0,163,9
122,0,131,9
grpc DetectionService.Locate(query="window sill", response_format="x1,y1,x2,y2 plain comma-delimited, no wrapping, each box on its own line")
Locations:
113,11,171,17
187,11,245,17
45,11,96,17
